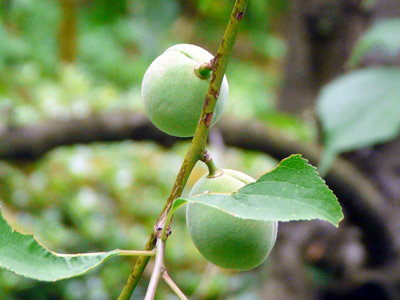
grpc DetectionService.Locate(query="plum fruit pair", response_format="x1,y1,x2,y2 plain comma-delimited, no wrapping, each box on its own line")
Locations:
141,44,277,270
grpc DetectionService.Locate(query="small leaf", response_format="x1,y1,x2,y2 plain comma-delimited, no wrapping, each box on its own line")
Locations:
172,198,188,211
316,67,400,174
161,198,188,239
179,155,343,227
0,207,136,281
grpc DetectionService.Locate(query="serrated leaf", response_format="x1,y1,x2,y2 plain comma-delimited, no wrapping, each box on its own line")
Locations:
317,67,400,174
0,207,121,281
179,155,343,227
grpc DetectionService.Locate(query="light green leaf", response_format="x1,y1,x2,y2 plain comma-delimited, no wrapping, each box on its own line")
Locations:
349,18,400,67
317,67,400,174
178,155,343,227
0,208,150,281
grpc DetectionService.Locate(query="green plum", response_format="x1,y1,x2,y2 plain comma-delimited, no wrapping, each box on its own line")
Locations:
186,169,278,271
141,44,229,137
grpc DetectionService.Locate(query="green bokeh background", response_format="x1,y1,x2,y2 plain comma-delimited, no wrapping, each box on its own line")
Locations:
0,0,315,299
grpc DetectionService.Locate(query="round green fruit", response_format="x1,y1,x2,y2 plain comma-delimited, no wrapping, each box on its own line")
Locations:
186,169,278,271
141,44,229,137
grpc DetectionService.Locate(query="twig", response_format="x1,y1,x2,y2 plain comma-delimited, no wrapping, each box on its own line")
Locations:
162,267,189,300
117,249,156,256
117,0,249,298
144,237,165,300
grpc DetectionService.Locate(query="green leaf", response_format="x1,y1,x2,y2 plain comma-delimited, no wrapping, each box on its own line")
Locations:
178,155,343,227
316,67,400,174
0,207,142,281
349,18,400,67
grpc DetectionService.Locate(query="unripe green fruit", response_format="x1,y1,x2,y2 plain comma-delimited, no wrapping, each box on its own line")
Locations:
141,44,229,137
186,169,278,271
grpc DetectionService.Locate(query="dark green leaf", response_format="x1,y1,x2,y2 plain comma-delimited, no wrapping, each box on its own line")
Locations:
178,155,343,227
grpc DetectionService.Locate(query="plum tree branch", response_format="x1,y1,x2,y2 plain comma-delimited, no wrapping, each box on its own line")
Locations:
0,112,395,266
117,0,249,298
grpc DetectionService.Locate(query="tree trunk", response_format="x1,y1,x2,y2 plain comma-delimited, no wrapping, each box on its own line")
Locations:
58,0,78,63
278,0,370,116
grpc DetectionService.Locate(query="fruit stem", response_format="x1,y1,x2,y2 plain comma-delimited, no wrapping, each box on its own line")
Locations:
194,61,212,79
201,149,221,177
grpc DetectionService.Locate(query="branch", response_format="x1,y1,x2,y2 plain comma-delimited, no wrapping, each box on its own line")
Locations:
117,0,249,298
1,112,395,266
0,111,179,161
144,238,165,300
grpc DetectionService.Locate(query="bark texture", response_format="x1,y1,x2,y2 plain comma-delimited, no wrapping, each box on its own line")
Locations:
278,0,370,116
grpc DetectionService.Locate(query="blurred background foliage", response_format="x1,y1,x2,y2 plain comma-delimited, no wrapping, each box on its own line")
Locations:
2,0,399,299
0,0,297,299
0,0,315,139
